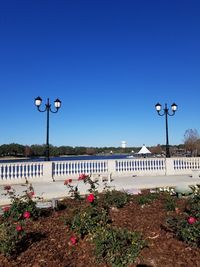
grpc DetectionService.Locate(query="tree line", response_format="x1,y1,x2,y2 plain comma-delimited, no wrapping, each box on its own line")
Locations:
0,128,199,158
0,143,139,158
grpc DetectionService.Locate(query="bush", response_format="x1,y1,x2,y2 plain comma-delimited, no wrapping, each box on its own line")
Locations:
0,181,42,256
2,182,40,221
137,192,159,205
165,185,200,247
71,205,111,238
0,221,26,256
185,185,200,219
93,226,146,267
164,195,177,211
101,189,130,208
165,216,200,247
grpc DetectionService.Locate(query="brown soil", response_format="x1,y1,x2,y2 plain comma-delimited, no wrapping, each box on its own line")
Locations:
0,194,200,267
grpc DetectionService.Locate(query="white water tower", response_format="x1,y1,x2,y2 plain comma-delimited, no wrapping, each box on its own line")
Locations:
121,141,127,148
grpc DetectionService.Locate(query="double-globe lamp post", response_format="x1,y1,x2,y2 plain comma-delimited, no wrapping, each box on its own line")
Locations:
155,102,177,158
34,97,61,161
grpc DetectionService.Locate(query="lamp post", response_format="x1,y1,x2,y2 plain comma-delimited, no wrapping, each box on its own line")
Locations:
34,97,61,161
155,102,177,158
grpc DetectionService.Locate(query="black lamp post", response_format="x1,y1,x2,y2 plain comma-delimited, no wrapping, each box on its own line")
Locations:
155,102,177,158
34,97,61,161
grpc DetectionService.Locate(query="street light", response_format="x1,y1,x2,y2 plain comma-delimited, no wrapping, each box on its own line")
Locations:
155,102,177,158
34,97,61,161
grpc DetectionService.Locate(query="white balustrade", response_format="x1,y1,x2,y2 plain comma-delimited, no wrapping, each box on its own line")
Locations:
52,160,108,180
171,157,200,175
115,158,166,176
0,162,44,184
0,157,200,185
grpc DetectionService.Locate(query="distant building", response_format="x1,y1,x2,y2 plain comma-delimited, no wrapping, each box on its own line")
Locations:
121,141,127,148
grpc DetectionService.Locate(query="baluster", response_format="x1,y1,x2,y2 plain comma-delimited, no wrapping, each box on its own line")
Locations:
27,164,30,178
9,164,13,180
80,162,84,174
34,164,38,177
20,164,24,179
60,163,63,176
65,163,69,175
62,162,66,176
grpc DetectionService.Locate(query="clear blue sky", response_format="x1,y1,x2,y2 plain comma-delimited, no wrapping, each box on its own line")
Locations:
0,0,200,148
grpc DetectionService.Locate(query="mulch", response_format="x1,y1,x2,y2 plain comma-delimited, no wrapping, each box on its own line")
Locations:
0,194,200,267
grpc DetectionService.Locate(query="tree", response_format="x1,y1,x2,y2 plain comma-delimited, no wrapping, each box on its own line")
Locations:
24,146,33,157
30,144,46,157
150,144,163,155
183,129,199,156
86,147,96,155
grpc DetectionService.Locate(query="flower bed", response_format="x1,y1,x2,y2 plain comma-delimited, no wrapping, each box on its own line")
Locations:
0,177,199,266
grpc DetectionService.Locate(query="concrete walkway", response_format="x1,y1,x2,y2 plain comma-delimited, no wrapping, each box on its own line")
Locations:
0,174,200,206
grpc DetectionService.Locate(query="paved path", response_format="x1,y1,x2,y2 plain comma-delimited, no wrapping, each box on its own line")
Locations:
0,174,199,206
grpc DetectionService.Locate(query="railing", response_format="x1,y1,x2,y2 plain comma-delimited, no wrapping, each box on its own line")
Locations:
0,162,43,183
115,158,166,175
53,160,108,177
0,157,200,184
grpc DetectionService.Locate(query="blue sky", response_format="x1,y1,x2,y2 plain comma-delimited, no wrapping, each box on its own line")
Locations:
0,0,200,148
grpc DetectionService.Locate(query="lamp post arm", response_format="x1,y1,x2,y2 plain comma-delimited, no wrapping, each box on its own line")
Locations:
37,106,47,113
156,111,165,116
49,108,59,114
167,111,176,116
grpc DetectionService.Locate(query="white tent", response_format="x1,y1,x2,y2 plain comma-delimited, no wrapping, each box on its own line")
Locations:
137,145,151,154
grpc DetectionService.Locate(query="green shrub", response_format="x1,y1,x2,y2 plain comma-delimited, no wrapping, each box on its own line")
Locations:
0,181,42,256
102,189,130,208
165,216,200,247
71,206,111,238
186,185,200,219
165,185,200,247
93,226,146,267
2,183,40,221
164,195,177,211
0,222,26,256
137,192,159,205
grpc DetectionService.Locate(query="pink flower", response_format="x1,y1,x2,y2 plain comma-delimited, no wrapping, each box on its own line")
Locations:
70,236,77,245
27,191,35,198
16,225,23,231
78,174,87,180
23,211,31,219
87,193,95,203
64,179,72,185
187,216,197,225
4,185,11,191
3,206,10,212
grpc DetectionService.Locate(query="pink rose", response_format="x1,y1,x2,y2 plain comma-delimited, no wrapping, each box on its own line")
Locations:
3,206,10,212
70,236,77,245
23,211,31,219
78,174,87,180
16,225,23,231
64,179,72,185
187,216,197,225
87,193,95,203
27,191,35,198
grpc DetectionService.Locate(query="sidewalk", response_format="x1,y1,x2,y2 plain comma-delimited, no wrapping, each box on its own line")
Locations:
0,174,199,206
